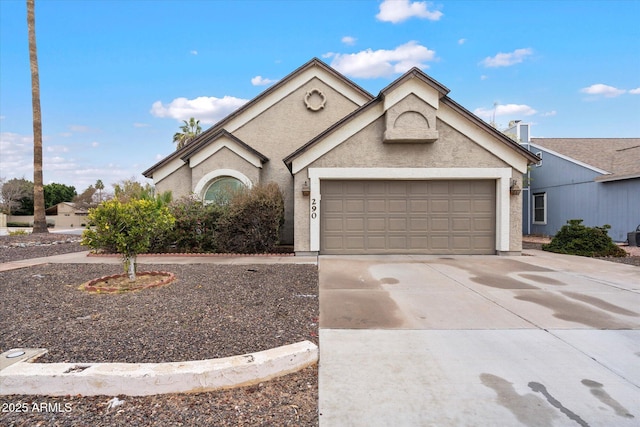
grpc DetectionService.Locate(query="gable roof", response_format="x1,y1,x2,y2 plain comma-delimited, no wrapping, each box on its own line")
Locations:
45,202,87,215
179,129,268,166
143,58,373,178
531,138,640,181
284,67,539,172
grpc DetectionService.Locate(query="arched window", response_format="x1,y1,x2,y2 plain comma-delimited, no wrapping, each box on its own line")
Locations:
203,176,245,205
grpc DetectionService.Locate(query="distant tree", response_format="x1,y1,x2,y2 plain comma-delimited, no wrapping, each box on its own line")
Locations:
172,117,202,150
95,179,104,202
73,185,97,210
1,178,32,214
112,178,154,202
27,0,47,233
1,178,34,215
43,183,76,208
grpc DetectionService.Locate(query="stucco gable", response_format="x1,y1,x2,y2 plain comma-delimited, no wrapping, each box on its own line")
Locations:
180,129,268,169
284,67,538,174
143,58,372,180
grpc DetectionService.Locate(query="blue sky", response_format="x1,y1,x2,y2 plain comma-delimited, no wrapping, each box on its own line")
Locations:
1,0,639,192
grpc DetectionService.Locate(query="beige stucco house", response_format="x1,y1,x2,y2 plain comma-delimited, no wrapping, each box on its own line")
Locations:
45,202,88,229
143,58,538,255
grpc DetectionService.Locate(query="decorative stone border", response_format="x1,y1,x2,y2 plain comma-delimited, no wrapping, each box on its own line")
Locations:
87,252,295,257
80,271,176,293
0,341,318,396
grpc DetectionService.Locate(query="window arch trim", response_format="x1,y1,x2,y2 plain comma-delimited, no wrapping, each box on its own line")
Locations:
193,169,253,200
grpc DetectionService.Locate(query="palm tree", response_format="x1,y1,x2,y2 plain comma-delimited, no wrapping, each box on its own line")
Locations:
95,179,104,203
172,118,202,150
27,0,47,233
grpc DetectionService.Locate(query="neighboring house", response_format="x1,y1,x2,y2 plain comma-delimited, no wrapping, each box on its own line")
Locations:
144,58,538,255
44,202,88,229
510,121,639,242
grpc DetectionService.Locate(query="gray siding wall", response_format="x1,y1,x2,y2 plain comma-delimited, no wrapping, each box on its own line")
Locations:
527,149,639,242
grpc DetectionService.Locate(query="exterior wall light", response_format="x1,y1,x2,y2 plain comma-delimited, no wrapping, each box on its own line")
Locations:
302,181,311,196
510,179,521,196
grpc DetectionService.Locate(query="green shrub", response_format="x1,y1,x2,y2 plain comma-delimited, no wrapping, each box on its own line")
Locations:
542,219,627,257
9,230,29,236
150,195,224,253
216,183,285,253
82,199,175,280
7,222,31,227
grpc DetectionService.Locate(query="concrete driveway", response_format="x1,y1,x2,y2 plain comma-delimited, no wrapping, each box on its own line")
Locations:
318,251,640,426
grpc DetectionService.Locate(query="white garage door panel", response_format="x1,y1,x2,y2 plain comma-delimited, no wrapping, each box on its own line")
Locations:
320,180,496,254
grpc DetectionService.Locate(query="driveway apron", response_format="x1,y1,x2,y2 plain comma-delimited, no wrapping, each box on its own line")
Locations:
318,252,640,426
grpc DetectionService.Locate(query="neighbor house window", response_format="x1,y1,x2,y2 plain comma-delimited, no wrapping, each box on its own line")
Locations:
535,151,543,167
533,193,547,224
204,176,244,205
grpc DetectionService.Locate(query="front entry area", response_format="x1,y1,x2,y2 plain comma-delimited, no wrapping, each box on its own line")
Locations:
320,179,496,255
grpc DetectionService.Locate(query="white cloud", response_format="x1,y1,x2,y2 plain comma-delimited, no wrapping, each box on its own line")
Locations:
324,41,437,79
0,132,33,178
91,141,100,147
251,76,276,86
580,84,626,98
480,75,488,81
541,110,557,117
474,104,538,119
150,96,249,125
342,36,357,46
190,50,198,55
376,0,443,23
630,87,640,95
68,124,92,133
133,122,150,128
458,38,466,45
46,145,69,153
59,132,72,137
481,48,533,68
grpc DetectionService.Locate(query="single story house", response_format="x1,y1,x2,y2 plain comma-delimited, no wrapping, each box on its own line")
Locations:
45,202,88,229
520,134,640,242
7,202,88,229
143,58,538,255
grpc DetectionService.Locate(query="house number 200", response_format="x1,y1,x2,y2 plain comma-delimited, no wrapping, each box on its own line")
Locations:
311,199,317,219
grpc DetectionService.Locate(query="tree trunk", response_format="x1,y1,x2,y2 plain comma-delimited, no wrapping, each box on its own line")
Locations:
124,254,137,282
27,0,48,234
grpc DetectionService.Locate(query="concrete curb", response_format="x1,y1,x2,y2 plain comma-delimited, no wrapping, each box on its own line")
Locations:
0,341,318,396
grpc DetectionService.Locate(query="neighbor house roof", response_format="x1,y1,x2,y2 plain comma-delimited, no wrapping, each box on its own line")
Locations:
45,202,88,215
531,138,640,182
143,58,373,178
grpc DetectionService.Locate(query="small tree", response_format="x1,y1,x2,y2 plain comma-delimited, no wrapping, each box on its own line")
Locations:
82,199,175,281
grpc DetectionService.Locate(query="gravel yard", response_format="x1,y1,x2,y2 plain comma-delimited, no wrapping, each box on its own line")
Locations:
1,232,637,426
0,233,84,263
0,233,319,426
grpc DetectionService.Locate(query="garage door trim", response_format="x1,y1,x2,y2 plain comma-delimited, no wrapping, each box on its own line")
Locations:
307,167,512,253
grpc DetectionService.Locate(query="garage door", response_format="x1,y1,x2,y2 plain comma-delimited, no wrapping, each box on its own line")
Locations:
320,180,496,254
